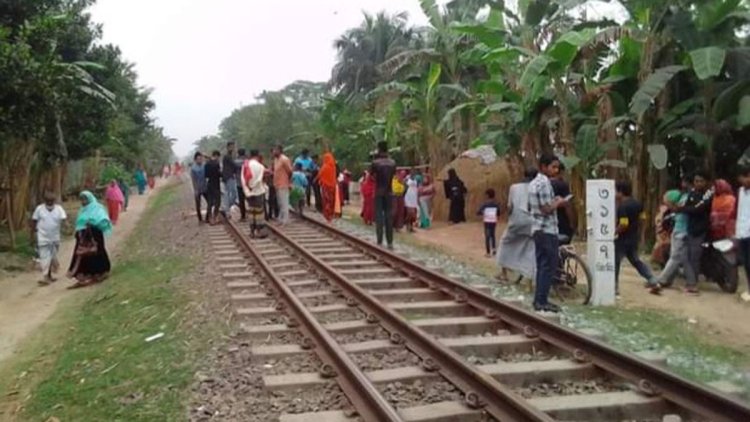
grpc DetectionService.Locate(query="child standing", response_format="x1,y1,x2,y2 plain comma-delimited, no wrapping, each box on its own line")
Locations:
31,192,67,285
291,163,308,215
477,188,501,257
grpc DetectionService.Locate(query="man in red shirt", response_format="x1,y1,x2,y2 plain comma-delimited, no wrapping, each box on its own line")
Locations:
272,145,293,225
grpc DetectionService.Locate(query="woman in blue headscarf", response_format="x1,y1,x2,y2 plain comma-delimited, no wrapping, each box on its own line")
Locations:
67,191,112,288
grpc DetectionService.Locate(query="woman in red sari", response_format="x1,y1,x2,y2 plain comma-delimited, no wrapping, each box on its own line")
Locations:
359,170,375,225
104,180,124,225
316,152,338,223
710,179,736,240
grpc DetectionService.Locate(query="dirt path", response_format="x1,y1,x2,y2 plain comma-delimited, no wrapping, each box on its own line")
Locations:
0,181,166,365
348,213,750,354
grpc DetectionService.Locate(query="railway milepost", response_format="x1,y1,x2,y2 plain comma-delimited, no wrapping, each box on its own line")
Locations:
586,179,616,305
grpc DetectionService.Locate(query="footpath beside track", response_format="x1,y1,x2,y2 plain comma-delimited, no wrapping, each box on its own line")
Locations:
208,214,750,422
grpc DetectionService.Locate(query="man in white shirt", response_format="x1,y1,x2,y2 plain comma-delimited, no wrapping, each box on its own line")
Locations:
736,167,750,301
241,149,269,238
30,192,67,285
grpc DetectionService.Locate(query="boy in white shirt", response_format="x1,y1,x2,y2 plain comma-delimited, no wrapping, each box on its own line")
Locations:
30,193,67,285
477,188,502,257
736,166,750,301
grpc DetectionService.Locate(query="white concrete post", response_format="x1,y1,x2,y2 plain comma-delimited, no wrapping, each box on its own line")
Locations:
586,179,616,305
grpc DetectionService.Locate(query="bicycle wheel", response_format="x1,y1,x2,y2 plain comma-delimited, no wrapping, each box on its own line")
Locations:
551,250,593,305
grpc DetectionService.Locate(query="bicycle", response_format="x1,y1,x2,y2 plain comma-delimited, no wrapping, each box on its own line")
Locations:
552,243,593,305
506,239,593,306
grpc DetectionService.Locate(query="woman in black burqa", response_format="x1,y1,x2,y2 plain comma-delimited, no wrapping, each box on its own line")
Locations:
443,169,467,224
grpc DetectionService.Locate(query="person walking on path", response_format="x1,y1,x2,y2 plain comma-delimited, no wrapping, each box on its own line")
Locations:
371,141,396,249
678,171,714,295
235,148,248,222
272,145,293,225
528,154,567,313
316,152,339,223
222,141,239,218
204,150,222,225
118,178,130,212
134,165,147,195
477,188,501,257
444,169,467,224
418,175,435,229
190,152,208,223
735,167,750,301
67,191,112,289
651,189,693,294
291,163,308,215
241,149,269,238
104,180,125,225
497,168,537,282
614,180,656,295
31,192,67,285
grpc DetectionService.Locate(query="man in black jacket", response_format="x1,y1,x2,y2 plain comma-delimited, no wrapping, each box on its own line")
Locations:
678,171,714,295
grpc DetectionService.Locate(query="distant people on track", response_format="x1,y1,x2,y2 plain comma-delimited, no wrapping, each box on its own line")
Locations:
418,174,435,229
118,178,130,212
614,180,655,296
222,141,239,219
359,170,375,225
67,191,112,289
316,152,339,224
204,150,222,225
31,192,67,286
392,170,406,231
497,167,537,282
241,149,269,238
272,145,293,226
191,152,208,223
294,148,315,207
444,169,467,224
291,163,308,216
529,153,567,313
235,148,248,222
135,165,147,195
477,188,501,258
736,167,750,302
371,141,396,249
404,172,420,232
104,180,125,225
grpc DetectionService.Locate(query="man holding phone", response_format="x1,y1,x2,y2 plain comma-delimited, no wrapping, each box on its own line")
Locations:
528,153,568,313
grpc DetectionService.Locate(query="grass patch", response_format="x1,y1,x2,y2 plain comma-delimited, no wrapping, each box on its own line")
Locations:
568,305,749,385
2,182,219,421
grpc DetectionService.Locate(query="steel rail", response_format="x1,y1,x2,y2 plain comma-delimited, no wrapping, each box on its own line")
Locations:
224,219,404,422
266,222,554,422
300,214,750,422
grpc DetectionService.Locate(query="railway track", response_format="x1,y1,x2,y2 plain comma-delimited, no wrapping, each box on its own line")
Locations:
208,214,750,422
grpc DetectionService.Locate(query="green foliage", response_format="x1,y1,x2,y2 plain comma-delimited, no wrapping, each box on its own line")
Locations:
689,47,727,80
630,66,688,117
99,162,130,186
739,96,750,127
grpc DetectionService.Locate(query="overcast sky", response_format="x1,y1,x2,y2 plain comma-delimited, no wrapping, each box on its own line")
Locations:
89,0,434,157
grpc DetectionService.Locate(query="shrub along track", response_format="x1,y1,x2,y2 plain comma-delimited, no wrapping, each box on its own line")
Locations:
208,213,750,422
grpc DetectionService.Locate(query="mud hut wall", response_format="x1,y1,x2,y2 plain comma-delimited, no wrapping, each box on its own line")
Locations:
432,157,520,223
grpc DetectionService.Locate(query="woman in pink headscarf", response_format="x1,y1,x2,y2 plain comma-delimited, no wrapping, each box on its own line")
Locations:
105,180,125,225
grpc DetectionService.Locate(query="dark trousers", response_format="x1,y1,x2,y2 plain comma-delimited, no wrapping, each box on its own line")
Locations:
533,231,559,306
484,223,497,254
266,186,279,220
375,194,394,246
306,175,313,207
194,192,207,221
739,238,750,291
206,187,221,219
313,183,323,212
236,185,246,219
615,241,654,293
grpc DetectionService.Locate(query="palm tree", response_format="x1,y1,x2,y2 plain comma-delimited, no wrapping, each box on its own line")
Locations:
330,11,417,97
